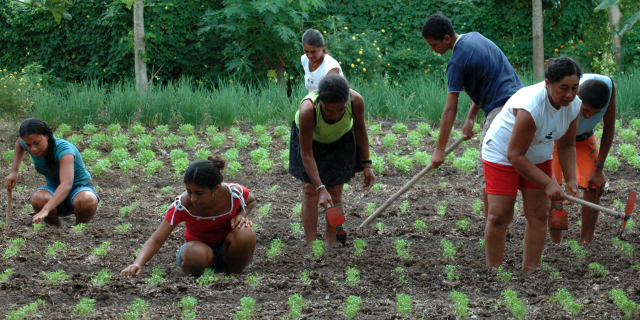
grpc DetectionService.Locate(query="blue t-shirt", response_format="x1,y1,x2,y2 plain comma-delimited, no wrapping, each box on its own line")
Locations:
576,74,613,136
21,137,91,187
446,32,524,115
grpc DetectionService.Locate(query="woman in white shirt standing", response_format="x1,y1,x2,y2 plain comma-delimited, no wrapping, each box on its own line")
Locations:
301,29,344,92
481,57,582,271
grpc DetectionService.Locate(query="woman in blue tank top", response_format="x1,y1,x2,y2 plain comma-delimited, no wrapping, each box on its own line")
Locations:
4,118,100,227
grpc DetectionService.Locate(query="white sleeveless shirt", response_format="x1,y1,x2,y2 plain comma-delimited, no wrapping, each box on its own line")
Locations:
301,54,344,92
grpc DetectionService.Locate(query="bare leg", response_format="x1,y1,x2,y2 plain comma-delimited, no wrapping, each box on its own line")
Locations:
223,226,256,274
72,191,98,225
178,241,214,277
301,182,319,246
580,189,600,244
31,190,61,227
324,184,343,246
521,187,550,271
485,194,517,268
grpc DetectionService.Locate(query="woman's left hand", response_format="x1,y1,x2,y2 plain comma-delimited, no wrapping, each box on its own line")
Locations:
230,214,253,229
362,167,375,191
563,179,579,205
32,209,50,224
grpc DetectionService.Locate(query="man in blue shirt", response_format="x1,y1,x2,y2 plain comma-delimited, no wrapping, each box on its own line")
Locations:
422,14,523,213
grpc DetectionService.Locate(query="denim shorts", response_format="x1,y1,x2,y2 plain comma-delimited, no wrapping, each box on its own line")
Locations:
34,184,101,217
176,242,253,273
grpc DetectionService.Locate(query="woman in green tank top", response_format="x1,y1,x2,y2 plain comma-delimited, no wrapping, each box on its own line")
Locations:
289,75,375,246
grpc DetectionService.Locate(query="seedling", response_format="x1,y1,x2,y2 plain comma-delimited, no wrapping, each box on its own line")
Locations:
125,185,138,193
119,202,139,218
275,125,289,136
300,269,313,284
412,150,431,165
234,134,250,149
115,222,132,233
605,155,621,170
394,238,411,259
619,128,637,143
0,268,14,282
445,265,459,281
89,158,111,176
56,123,72,137
502,290,527,320
258,159,274,171
553,288,582,316
440,181,448,188
67,134,83,146
365,202,376,215
3,238,25,260
450,290,469,318
406,130,423,148
292,203,302,216
210,133,226,148
184,135,199,149
82,123,97,135
609,288,639,319
353,238,368,256
370,154,386,174
92,241,111,256
345,266,360,286
414,219,427,231
290,222,302,233
105,123,121,136
396,293,412,317
472,199,483,215
234,296,256,320
369,123,382,135
109,147,129,163
153,125,169,136
392,122,408,133
456,219,470,230
269,185,280,193
33,222,44,231
342,183,350,191
382,133,396,149
283,133,291,147
88,268,112,287
147,267,164,286
267,238,285,258
256,203,272,217
5,299,45,320
495,266,512,282
258,134,272,148
41,269,68,283
205,125,219,135
135,149,155,166
311,239,325,258
70,297,95,317
109,134,129,149
224,148,239,161
279,149,289,163
371,183,384,192
612,237,634,257
389,154,413,173
617,143,637,160
249,147,269,163
588,262,608,277
398,200,409,214
46,241,67,258
375,222,386,231
197,269,217,286
88,133,107,148
432,129,440,141
72,223,89,232
246,273,262,286
162,134,181,148
630,118,640,130
479,239,485,248
288,293,304,320
227,161,242,177
415,122,431,135
438,200,447,217
144,159,163,176
344,295,362,320
452,156,475,173
179,296,197,320
540,262,561,279
441,239,456,260
20,204,33,214
566,240,586,259
156,203,170,214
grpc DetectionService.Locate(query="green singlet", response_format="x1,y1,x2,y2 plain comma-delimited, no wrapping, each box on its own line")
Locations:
294,90,353,144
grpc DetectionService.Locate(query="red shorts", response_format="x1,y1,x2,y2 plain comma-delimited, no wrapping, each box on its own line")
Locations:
483,159,553,196
552,136,599,189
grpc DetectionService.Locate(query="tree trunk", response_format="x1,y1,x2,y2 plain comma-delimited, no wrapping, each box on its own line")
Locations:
532,0,544,81
608,5,622,68
133,0,148,91
276,57,285,92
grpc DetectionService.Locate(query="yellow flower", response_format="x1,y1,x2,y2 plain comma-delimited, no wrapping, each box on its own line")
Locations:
361,61,364,64
103,69,106,72
359,51,363,55
387,63,390,66
381,29,385,33
344,27,348,30
18,89,21,92
362,68,366,71
36,83,40,86
21,69,25,73
351,64,355,67
95,62,98,65
151,25,153,27
407,48,410,51
323,31,326,34
378,55,381,58
87,15,90,18
165,6,168,9
2,69,5,71
357,58,360,62
352,36,356,40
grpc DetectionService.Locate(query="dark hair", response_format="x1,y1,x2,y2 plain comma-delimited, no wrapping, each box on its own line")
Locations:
316,74,351,105
183,155,226,189
19,118,56,171
545,57,583,84
578,79,611,110
421,14,455,41
302,29,327,54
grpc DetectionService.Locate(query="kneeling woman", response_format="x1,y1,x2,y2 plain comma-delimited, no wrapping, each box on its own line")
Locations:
482,57,582,271
289,74,375,246
121,156,255,277
4,118,99,226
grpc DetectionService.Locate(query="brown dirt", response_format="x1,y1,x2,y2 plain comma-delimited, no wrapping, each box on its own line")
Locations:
0,120,639,319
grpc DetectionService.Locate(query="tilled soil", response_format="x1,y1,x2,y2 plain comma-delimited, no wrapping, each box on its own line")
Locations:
0,120,639,319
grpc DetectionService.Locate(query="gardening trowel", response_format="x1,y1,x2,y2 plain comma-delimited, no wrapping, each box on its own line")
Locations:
326,203,347,245
549,201,568,231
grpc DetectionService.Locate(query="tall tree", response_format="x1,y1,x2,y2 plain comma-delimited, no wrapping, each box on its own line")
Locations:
596,0,640,35
123,0,148,91
607,5,622,67
532,0,544,81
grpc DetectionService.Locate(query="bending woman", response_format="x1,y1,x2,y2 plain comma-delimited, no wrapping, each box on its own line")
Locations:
481,57,582,270
4,118,99,227
121,156,255,277
301,29,344,92
289,74,375,246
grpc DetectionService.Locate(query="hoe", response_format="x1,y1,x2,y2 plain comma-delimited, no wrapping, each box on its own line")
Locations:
549,191,636,237
326,203,347,245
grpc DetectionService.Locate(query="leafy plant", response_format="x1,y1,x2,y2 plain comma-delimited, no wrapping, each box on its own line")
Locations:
135,149,155,166
619,128,637,143
413,219,427,232
279,149,289,163
588,262,608,277
257,134,272,148
109,147,129,163
391,122,408,133
300,269,313,285
369,124,382,135
179,296,197,320
553,288,582,316
210,133,227,148
56,123,72,137
0,268,14,283
610,288,639,320
566,240,586,259
612,237,634,257
438,200,448,217
269,185,280,193
106,123,121,136
288,293,304,320
375,222,386,230
153,125,169,136
365,202,376,215
416,122,431,135
89,158,111,176
452,156,475,174
128,123,146,136
412,149,431,165
234,296,256,320
72,223,89,232
290,222,302,233
450,291,470,319
406,130,423,148
32,222,44,231
71,297,95,317
125,185,138,193
88,133,108,148
495,266,512,282
122,298,150,320
396,293,412,317
90,268,112,287
234,134,250,149
445,265,459,282
502,290,527,320
82,123,97,135
67,134,83,146
197,269,217,286
115,222,132,233
441,239,456,260
246,273,262,286
617,143,638,160
605,155,621,170
227,161,242,177
472,199,483,215
119,202,139,218
370,153,386,174
394,238,411,259
275,125,289,136
162,134,181,148
147,268,164,286
144,159,164,176
291,203,302,216
5,299,44,320
456,219,470,230
184,135,199,149
345,266,360,286
256,203,272,217
311,239,325,258
92,241,111,257
382,133,396,149
40,269,68,283
46,241,67,258
109,134,129,149
353,238,368,256
344,295,362,320
179,123,195,136
267,238,285,258
3,238,25,260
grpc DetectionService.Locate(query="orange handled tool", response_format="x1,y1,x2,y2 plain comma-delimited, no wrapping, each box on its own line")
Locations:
549,201,568,230
326,203,347,245
564,191,636,237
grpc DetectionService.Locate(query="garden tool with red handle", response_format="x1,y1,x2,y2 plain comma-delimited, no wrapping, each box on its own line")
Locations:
549,201,569,230
565,191,636,237
326,203,347,245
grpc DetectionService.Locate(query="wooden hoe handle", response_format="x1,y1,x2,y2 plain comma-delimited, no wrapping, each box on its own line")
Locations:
6,189,12,227
359,137,465,228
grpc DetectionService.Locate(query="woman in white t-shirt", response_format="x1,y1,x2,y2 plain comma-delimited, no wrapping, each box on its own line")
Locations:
481,57,582,271
301,29,344,92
